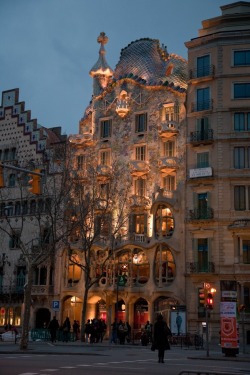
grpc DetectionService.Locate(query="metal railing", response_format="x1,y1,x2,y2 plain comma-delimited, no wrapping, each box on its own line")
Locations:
190,129,214,143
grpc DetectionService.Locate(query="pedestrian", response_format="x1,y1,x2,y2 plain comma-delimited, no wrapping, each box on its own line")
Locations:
48,316,59,344
153,314,172,363
110,319,118,344
125,321,131,343
73,320,80,341
84,319,91,343
11,325,19,344
99,319,107,343
145,320,152,343
117,320,126,344
62,317,71,342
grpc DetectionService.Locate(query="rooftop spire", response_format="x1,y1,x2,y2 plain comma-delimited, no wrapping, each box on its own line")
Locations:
89,32,113,80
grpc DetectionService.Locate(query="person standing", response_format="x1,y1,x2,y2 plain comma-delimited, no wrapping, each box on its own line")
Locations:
48,316,59,344
62,317,71,342
153,314,172,363
73,320,80,341
84,319,91,343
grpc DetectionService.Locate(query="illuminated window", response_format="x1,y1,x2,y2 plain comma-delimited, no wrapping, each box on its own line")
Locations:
68,254,81,286
100,150,111,165
163,141,175,157
154,245,175,285
135,145,146,161
134,178,146,196
162,175,175,191
155,205,174,237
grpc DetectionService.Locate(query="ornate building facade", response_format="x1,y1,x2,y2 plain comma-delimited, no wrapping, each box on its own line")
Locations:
66,34,188,334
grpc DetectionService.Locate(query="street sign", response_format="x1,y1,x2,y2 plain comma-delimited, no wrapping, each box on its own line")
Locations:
52,300,60,311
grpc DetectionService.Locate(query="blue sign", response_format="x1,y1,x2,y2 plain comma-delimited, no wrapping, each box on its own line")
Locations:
52,300,60,311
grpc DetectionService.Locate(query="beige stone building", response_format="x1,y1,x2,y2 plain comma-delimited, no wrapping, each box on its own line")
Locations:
185,1,250,343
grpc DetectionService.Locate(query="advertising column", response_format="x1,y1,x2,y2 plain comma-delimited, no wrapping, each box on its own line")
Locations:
220,281,239,356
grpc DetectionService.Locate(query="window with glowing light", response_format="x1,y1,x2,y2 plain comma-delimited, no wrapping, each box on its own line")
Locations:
155,205,174,238
163,140,175,157
134,178,146,197
67,254,81,286
100,149,111,165
154,245,176,285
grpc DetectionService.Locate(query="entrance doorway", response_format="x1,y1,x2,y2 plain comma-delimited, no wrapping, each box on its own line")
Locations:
35,308,51,328
134,298,148,329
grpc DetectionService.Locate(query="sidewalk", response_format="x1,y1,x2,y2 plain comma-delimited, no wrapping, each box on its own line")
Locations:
0,339,250,362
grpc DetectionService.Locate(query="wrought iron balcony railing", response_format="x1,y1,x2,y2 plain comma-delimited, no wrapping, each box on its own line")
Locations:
189,207,214,220
191,100,213,113
186,261,215,274
190,129,214,144
189,65,215,80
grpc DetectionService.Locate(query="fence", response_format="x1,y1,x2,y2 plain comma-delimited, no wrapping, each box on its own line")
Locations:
170,334,203,349
31,328,76,342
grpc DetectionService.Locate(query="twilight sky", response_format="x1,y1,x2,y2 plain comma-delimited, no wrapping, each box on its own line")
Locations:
0,0,229,135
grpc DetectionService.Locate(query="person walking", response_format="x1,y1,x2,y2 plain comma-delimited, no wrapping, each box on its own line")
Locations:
153,314,172,363
48,316,59,344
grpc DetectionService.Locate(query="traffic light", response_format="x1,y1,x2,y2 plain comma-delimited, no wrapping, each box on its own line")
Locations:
198,288,205,307
28,169,41,195
206,292,214,310
0,165,4,188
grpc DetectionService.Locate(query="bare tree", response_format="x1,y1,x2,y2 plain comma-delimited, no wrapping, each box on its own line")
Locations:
67,152,131,341
0,148,76,350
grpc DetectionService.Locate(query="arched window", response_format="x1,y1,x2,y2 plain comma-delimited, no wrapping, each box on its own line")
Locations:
154,245,176,286
155,205,174,238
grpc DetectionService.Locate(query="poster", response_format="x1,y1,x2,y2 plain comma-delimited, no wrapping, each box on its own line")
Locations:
220,301,238,349
170,311,186,335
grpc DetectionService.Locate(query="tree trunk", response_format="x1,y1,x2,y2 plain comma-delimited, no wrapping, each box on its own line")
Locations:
80,287,89,342
20,265,33,350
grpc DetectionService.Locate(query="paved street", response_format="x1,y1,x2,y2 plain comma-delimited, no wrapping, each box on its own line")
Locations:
0,340,250,375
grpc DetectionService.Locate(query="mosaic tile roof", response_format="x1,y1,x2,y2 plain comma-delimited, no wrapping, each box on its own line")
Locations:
113,38,187,91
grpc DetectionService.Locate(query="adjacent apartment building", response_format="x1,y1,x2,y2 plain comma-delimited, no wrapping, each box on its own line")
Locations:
185,1,250,340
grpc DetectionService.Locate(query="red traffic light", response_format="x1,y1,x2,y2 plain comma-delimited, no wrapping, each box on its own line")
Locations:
206,292,214,310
